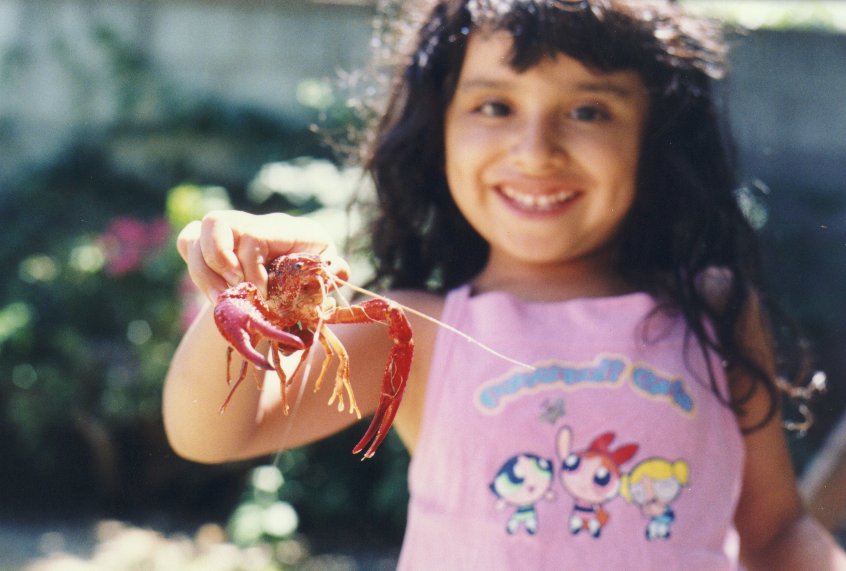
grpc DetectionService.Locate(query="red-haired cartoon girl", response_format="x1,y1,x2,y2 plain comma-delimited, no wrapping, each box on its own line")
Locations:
557,426,638,538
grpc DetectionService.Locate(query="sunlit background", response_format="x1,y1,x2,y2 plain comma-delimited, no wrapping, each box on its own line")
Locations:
0,1,844,569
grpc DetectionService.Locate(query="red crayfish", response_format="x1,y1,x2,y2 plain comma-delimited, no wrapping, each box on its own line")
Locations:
212,253,413,458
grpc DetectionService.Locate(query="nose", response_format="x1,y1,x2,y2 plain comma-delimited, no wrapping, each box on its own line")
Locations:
510,114,566,172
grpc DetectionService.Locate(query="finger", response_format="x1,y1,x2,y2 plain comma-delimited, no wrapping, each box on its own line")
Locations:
176,220,201,263
200,212,244,286
320,246,350,282
236,234,270,293
187,240,229,302
258,215,350,280
259,214,337,259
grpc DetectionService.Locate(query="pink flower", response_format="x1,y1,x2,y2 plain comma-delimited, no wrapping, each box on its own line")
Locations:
99,217,170,276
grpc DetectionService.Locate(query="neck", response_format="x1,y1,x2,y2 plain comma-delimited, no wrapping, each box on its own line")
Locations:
472,250,635,303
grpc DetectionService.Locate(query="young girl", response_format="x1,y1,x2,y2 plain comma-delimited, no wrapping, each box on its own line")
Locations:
164,1,846,569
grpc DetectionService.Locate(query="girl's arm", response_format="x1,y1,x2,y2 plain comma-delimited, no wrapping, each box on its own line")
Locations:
163,303,397,463
162,211,397,463
731,291,846,570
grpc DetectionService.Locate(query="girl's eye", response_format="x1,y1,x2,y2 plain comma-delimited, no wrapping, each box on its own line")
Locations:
476,100,511,117
570,105,608,122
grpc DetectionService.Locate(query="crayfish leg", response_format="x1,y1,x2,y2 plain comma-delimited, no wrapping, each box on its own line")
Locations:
270,342,290,415
318,326,359,418
224,346,233,385
219,358,251,414
311,337,332,394
287,344,313,391
225,346,250,390
225,346,245,385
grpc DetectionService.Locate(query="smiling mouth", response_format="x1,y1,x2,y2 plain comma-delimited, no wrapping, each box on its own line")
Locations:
498,185,578,212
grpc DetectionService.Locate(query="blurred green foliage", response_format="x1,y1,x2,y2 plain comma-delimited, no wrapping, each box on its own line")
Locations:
0,17,408,549
683,1,846,33
0,130,410,548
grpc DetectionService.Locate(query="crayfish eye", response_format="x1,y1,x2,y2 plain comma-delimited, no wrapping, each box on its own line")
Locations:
293,262,304,271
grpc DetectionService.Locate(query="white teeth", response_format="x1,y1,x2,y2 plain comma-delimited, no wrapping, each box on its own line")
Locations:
499,186,576,211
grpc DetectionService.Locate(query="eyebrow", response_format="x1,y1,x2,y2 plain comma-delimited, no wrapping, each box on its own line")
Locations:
455,77,638,99
572,81,637,98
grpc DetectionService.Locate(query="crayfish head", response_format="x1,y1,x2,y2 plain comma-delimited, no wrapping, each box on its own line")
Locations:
265,253,332,313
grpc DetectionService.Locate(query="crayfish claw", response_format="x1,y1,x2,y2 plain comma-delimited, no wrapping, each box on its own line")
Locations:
214,283,306,372
338,299,413,458
250,317,306,352
232,328,273,370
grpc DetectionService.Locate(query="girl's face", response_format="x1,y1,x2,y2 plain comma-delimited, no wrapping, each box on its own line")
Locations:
444,32,649,276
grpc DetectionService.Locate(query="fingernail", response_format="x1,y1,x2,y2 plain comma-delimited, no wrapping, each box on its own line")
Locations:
224,271,242,286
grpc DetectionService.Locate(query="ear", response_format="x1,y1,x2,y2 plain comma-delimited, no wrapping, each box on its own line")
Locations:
556,426,572,460
610,443,639,466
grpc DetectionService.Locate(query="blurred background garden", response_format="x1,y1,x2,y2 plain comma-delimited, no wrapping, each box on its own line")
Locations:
0,1,844,569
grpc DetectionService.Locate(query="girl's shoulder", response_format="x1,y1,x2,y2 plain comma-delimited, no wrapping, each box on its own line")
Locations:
694,266,736,309
652,266,739,312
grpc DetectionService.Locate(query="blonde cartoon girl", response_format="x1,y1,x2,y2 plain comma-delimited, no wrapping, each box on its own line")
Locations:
621,458,690,541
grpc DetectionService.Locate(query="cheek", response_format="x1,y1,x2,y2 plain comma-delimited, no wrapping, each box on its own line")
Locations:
592,129,642,187
444,133,473,203
444,111,473,177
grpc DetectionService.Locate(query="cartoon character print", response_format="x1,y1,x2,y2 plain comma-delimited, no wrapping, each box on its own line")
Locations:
556,426,639,538
490,453,556,535
621,458,690,540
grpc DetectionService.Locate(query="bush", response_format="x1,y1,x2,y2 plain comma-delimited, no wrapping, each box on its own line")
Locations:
0,129,410,555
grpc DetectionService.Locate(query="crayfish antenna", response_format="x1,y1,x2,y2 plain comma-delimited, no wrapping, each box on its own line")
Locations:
327,273,353,309
334,277,536,371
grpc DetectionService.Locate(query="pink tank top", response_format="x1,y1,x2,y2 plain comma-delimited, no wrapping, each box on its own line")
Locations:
398,286,745,570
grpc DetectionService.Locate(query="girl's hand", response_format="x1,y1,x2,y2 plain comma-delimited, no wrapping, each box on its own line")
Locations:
176,210,349,302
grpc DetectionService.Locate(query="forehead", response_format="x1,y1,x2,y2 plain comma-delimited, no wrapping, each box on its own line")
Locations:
456,31,646,97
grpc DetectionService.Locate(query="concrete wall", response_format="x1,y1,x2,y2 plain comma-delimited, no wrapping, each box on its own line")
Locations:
0,0,377,178
728,29,846,193
0,0,844,195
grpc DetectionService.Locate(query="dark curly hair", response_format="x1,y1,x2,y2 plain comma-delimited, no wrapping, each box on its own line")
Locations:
355,0,780,427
